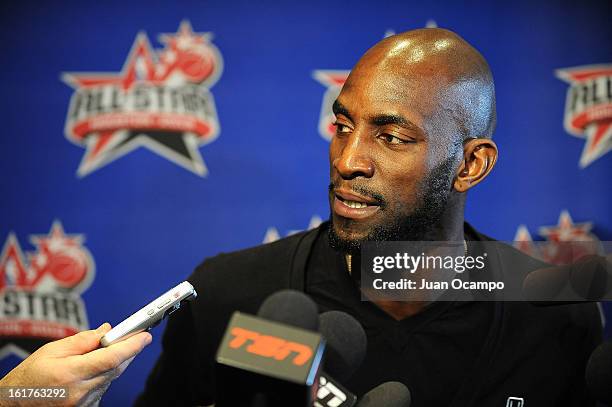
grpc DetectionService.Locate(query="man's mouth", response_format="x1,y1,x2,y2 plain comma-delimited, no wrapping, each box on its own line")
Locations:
332,189,381,220
340,199,369,209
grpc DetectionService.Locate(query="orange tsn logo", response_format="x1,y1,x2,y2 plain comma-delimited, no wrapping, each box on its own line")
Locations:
229,327,314,366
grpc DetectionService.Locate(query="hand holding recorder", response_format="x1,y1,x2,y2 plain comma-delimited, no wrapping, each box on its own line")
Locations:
0,281,197,406
0,323,151,407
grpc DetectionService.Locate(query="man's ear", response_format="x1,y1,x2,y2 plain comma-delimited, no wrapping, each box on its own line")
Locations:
454,138,498,192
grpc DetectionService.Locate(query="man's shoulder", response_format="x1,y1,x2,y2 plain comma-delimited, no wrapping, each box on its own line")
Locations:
195,225,320,274
187,225,323,306
467,222,603,339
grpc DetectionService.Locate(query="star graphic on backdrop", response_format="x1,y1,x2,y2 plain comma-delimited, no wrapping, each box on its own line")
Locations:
28,221,84,270
0,234,28,288
538,210,594,242
555,64,612,168
513,225,538,258
513,210,603,265
0,223,93,359
0,222,89,290
62,22,217,177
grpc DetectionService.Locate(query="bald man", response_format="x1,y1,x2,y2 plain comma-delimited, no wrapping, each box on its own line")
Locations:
136,29,602,406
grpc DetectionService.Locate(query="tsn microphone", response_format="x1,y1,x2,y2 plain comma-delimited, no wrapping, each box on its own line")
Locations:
215,290,324,407
258,297,365,407
256,297,364,407
522,254,612,305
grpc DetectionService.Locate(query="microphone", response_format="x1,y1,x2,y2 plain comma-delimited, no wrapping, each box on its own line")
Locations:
355,381,412,407
319,311,367,382
258,298,365,407
316,312,412,407
585,341,612,404
315,311,367,407
522,254,612,305
257,290,319,331
215,290,325,406
215,290,412,406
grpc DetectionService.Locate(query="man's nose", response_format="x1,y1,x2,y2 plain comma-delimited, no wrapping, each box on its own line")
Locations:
333,134,374,179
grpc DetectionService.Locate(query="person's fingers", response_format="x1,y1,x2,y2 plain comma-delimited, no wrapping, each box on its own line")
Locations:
77,379,113,407
40,323,112,358
116,355,136,376
68,375,113,407
72,356,136,406
71,331,152,378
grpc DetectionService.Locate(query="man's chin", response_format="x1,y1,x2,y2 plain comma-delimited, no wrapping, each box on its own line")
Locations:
327,209,443,254
328,218,374,254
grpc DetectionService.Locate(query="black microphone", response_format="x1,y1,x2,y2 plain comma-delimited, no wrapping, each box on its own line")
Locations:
315,311,367,407
215,290,324,407
257,289,319,331
522,254,612,305
319,311,367,382
316,312,412,407
585,341,612,404
355,381,412,407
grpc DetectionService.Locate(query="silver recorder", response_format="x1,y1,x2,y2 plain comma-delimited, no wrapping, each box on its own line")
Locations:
100,281,197,347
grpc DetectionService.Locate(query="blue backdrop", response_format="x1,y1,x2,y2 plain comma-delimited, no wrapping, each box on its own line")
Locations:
1,0,611,405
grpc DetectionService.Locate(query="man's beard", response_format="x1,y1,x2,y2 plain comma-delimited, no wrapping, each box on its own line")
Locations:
328,156,457,254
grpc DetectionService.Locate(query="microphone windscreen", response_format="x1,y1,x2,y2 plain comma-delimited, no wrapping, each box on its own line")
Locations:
319,311,367,382
257,289,319,331
585,341,612,404
356,381,411,407
522,255,612,305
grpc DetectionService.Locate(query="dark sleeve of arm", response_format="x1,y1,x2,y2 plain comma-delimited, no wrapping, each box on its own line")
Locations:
133,300,215,407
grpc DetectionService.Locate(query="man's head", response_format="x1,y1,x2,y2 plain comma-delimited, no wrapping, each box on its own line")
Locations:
328,28,498,253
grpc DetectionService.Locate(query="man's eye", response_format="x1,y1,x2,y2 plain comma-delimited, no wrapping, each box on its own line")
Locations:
379,134,407,144
334,122,351,134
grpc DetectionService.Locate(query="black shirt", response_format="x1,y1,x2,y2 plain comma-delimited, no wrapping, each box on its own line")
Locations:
305,227,493,406
135,222,602,407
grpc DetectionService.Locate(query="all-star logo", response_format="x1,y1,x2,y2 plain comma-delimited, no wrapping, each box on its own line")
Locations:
62,21,223,177
514,210,603,265
555,64,612,168
0,221,95,359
